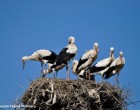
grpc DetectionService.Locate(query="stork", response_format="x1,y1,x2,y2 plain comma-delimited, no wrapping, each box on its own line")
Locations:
51,36,78,80
39,50,57,65
76,43,98,73
103,51,125,84
75,42,99,79
72,60,95,80
42,63,65,78
22,49,57,74
89,47,115,81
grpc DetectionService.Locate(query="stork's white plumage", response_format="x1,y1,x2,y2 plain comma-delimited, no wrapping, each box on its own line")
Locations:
72,60,95,80
104,51,125,81
78,69,95,80
51,36,78,80
78,70,87,80
89,47,115,80
22,49,57,71
72,60,85,79
76,42,99,73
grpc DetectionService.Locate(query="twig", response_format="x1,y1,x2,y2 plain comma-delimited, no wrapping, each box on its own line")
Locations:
21,78,128,110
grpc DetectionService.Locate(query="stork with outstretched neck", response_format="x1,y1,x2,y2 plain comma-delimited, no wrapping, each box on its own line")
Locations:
51,36,78,80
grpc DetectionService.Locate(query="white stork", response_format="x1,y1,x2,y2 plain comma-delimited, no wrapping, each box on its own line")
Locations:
89,47,115,81
42,63,65,78
72,60,95,80
51,36,78,80
22,49,57,73
75,42,99,79
103,51,125,83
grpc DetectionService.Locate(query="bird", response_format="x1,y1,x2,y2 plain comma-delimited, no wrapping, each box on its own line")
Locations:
89,47,115,81
72,60,95,80
72,60,79,75
42,63,65,78
78,70,95,80
39,50,57,65
22,49,57,74
51,36,78,80
75,42,99,79
103,51,125,84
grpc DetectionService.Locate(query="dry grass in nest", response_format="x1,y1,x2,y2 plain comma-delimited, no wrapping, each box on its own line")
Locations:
21,78,129,110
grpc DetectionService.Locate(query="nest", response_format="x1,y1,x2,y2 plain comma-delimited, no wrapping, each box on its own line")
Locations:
22,78,128,110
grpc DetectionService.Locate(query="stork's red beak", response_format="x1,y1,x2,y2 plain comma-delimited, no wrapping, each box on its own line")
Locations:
22,60,25,69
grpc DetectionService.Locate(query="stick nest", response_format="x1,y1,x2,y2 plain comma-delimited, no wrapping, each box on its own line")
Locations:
22,78,128,110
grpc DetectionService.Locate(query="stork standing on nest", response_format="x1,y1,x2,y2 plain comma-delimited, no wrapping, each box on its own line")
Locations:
72,60,95,80
51,36,78,80
75,42,99,79
22,49,57,75
89,47,115,81
104,51,125,84
76,43,99,73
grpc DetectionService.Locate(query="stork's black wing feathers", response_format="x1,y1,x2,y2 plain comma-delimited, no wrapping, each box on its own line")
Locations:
90,64,106,73
54,48,68,63
90,62,112,73
42,51,57,64
104,66,117,79
76,58,88,70
56,53,75,64
51,47,75,68
59,48,68,56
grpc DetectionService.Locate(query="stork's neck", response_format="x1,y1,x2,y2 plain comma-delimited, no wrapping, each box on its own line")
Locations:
110,52,114,59
68,43,75,47
72,67,76,74
72,63,78,74
69,42,74,45
25,55,38,61
119,56,123,63
72,65,77,71
94,47,98,53
72,68,76,74
24,56,31,60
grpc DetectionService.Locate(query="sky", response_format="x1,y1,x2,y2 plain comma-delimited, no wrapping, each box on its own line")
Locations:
0,0,140,110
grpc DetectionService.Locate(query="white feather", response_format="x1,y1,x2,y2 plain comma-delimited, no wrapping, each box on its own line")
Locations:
66,44,77,54
81,50,93,60
36,49,52,57
109,58,119,67
95,58,110,67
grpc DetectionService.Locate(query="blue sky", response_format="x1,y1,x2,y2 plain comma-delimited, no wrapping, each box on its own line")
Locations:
0,0,140,110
